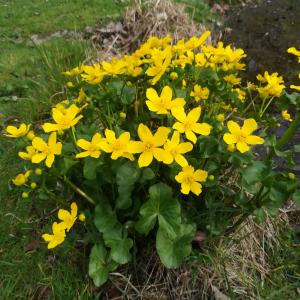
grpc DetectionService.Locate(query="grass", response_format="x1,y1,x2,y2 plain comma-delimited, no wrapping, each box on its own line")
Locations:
0,0,299,299
0,0,128,38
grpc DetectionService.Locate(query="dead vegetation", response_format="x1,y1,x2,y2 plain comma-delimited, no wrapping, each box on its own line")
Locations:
86,0,209,60
96,209,295,300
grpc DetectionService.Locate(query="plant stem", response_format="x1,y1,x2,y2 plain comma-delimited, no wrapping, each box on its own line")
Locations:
62,176,95,205
268,112,300,159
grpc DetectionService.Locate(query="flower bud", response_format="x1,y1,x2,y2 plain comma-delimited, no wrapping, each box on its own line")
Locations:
208,175,214,181
30,182,37,189
66,81,74,88
227,144,235,152
35,168,42,175
216,114,225,122
26,130,35,141
120,112,126,120
170,72,178,80
79,213,86,222
288,172,296,180
22,192,29,199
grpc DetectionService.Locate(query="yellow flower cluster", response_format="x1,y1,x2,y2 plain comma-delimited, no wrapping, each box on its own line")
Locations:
256,71,285,98
288,47,300,91
63,30,246,87
42,202,78,249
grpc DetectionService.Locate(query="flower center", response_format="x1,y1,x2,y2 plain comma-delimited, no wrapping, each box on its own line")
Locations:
144,142,154,151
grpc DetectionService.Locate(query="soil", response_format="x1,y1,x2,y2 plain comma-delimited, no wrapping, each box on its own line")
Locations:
222,0,300,174
222,0,300,85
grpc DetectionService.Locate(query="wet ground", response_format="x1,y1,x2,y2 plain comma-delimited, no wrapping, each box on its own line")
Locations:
222,0,300,174
223,0,300,85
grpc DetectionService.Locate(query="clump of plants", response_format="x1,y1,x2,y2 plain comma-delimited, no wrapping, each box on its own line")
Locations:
5,32,300,286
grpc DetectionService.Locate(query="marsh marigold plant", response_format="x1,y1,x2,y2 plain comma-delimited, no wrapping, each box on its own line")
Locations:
5,32,300,287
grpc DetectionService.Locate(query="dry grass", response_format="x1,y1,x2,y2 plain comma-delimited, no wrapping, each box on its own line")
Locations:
86,0,209,60
95,208,296,300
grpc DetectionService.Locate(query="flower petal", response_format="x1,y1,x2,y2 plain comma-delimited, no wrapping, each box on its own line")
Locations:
153,127,170,146
236,141,250,153
138,124,153,142
192,123,211,136
187,107,201,123
227,121,241,135
242,118,258,135
223,133,238,145
194,170,208,182
160,85,172,101
190,182,202,195
245,135,264,145
138,152,153,167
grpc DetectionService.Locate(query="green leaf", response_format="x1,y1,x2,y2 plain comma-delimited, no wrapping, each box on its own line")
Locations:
269,181,288,203
94,200,122,236
60,157,78,175
139,167,155,183
106,237,133,264
88,244,118,287
292,190,300,206
156,223,196,268
94,199,133,264
83,157,102,180
135,183,181,236
253,208,266,223
116,161,141,209
241,161,269,185
121,85,136,105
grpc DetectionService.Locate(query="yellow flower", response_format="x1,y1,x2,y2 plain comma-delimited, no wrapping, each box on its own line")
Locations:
163,131,193,167
291,75,300,91
31,132,62,168
171,107,211,144
175,165,208,195
256,71,285,98
42,222,66,249
190,84,210,102
146,86,185,115
12,170,31,186
76,88,91,103
127,124,170,168
5,123,30,138
146,46,172,85
101,129,134,161
63,66,83,76
281,110,293,122
76,133,104,159
287,47,300,63
223,119,264,153
42,104,84,133
224,74,241,86
182,79,187,89
81,64,105,84
26,130,35,141
102,59,126,76
18,146,38,160
58,202,78,232
233,88,246,102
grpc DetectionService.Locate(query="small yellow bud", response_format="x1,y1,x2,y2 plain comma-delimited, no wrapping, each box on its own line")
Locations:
120,112,126,120
208,175,214,181
288,172,296,180
22,192,29,199
216,114,225,122
126,81,132,86
276,123,281,127
66,81,74,88
35,168,42,175
182,79,186,89
26,130,35,141
170,72,178,80
227,144,236,152
79,213,86,222
30,182,37,189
